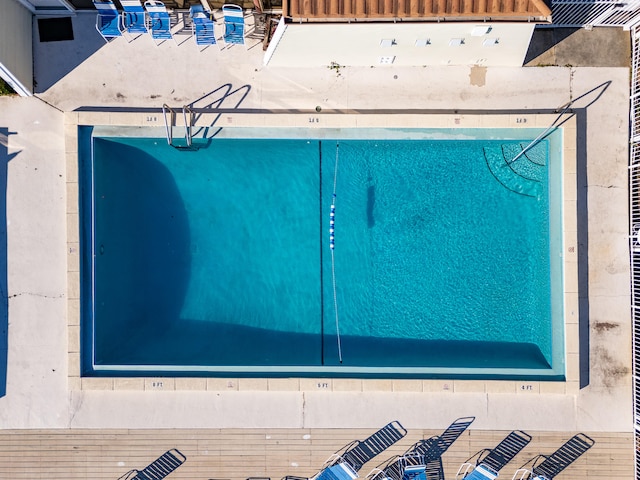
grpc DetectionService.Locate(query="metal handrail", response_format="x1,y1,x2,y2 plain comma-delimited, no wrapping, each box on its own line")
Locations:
508,102,573,165
163,104,195,149
551,0,640,28
162,103,175,146
182,105,193,148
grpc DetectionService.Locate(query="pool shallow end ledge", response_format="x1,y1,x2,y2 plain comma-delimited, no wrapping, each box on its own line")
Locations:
64,110,579,394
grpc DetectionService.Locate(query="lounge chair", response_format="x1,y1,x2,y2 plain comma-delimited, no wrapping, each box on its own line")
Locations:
222,4,245,46
407,416,476,480
456,430,532,480
145,1,174,44
190,5,218,49
93,0,122,42
367,417,475,480
121,0,148,38
317,462,360,480
118,448,186,480
323,421,408,474
511,433,595,480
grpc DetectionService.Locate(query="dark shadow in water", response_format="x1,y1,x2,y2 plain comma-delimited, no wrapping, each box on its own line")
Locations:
331,333,550,369
366,182,375,228
91,319,553,379
83,139,191,373
0,129,16,397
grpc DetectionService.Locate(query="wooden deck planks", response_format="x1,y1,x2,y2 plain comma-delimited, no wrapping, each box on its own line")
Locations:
0,429,631,479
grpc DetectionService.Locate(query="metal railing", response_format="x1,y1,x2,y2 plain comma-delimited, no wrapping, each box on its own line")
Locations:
162,104,194,148
552,0,640,28
630,22,640,480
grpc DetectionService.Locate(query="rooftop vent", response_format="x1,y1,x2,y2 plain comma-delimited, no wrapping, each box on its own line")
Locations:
471,25,492,36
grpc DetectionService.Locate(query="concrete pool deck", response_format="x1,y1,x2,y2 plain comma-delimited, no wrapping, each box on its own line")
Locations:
0,9,634,477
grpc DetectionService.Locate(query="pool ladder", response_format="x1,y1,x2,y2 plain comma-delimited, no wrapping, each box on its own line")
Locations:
162,104,194,149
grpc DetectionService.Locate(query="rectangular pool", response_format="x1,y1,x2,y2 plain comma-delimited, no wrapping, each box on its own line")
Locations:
80,126,565,379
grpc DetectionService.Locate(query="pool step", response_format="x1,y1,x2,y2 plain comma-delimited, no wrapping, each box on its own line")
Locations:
503,143,547,181
483,144,542,198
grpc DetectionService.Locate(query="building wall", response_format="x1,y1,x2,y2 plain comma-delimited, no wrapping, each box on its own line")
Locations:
0,0,33,96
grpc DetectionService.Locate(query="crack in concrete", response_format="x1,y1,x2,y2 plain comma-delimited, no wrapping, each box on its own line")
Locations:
569,67,575,101
68,391,84,428
8,292,65,300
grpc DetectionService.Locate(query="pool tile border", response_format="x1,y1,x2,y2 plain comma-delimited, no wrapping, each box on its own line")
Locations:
65,111,579,395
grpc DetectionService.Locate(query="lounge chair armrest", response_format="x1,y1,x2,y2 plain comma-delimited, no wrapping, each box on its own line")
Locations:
334,440,358,457
455,462,475,479
322,452,349,469
464,448,491,466
117,469,139,480
511,468,534,480
375,454,401,470
364,468,387,480
515,454,545,472
530,454,549,469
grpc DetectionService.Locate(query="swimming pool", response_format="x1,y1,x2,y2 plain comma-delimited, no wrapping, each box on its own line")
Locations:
80,126,565,379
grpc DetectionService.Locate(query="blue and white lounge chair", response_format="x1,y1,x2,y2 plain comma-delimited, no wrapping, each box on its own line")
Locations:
367,417,475,480
222,4,245,46
456,430,532,480
145,1,174,44
317,463,360,480
408,416,476,480
118,448,186,480
190,5,218,49
284,422,407,480
120,0,147,39
93,0,121,42
511,433,595,480
325,421,408,473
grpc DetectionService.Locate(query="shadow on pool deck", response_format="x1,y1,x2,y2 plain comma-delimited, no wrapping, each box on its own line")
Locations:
525,27,631,67
576,106,590,389
0,128,15,397
33,13,106,94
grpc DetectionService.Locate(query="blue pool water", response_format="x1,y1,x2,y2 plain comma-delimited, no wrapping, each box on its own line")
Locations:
81,127,564,378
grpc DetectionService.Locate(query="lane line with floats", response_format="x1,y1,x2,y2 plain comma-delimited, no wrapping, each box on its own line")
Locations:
330,142,342,363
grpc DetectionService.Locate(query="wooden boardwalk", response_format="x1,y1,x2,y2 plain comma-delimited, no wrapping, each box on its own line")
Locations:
0,428,632,479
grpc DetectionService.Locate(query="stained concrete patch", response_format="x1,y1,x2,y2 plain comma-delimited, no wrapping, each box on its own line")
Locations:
469,65,487,86
592,346,630,389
